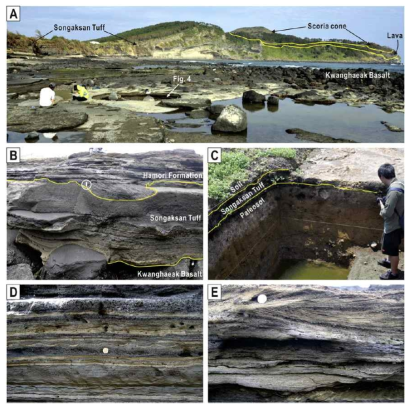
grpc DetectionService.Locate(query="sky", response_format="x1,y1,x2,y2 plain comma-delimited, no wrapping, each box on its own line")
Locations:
9,6,404,60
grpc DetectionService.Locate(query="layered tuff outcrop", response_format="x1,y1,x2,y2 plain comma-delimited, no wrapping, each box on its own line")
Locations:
8,285,203,402
7,150,203,279
209,285,404,402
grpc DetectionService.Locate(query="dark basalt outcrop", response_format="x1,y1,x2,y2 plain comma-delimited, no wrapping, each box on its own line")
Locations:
7,150,203,279
209,285,404,402
285,128,356,143
7,57,404,144
7,106,89,133
8,285,203,402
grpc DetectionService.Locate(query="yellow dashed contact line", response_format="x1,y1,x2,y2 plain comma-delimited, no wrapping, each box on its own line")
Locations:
7,177,203,268
208,168,290,216
107,255,203,269
208,170,376,234
229,32,399,62
7,177,203,201
230,32,393,53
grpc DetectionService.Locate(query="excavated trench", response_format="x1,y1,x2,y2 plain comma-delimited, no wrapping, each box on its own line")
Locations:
208,174,387,280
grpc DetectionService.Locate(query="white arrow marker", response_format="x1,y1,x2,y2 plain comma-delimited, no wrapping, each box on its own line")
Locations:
167,84,180,98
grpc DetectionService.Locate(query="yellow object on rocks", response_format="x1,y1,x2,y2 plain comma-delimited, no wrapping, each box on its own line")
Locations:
77,85,89,99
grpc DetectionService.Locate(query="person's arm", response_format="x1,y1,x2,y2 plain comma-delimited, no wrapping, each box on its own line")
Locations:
379,191,398,219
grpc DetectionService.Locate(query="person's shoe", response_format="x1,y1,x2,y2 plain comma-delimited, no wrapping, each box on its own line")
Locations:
377,259,391,268
380,270,399,280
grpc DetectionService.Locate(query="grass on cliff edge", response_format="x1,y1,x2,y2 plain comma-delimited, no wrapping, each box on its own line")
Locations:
209,148,296,202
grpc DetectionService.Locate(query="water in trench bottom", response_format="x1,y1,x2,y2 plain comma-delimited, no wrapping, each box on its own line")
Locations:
275,259,349,280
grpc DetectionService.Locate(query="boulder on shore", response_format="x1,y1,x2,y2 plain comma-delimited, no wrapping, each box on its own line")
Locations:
242,90,266,104
186,109,209,119
267,96,279,106
212,105,247,133
207,105,226,119
292,90,336,105
25,131,40,142
42,244,107,280
108,92,118,101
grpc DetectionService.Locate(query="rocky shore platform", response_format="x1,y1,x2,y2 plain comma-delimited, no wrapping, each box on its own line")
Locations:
7,57,404,143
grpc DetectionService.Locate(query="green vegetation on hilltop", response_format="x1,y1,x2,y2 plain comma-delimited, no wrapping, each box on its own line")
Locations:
209,149,296,201
232,27,322,44
93,21,224,43
7,21,400,63
229,27,399,62
7,31,133,56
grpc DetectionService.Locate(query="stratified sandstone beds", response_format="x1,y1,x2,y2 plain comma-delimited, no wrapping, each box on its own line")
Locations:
209,285,404,402
208,148,404,279
7,150,203,279
8,285,203,402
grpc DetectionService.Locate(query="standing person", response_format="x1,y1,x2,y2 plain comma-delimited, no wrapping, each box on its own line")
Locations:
39,83,56,107
377,163,404,280
72,84,89,101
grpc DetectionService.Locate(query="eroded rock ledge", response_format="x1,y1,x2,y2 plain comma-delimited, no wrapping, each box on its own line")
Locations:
8,285,203,402
7,150,203,279
209,285,404,402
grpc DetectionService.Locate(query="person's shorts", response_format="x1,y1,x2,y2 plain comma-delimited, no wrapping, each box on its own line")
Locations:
382,229,403,257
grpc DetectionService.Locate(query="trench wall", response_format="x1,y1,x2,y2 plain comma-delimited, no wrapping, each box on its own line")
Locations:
208,183,383,279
